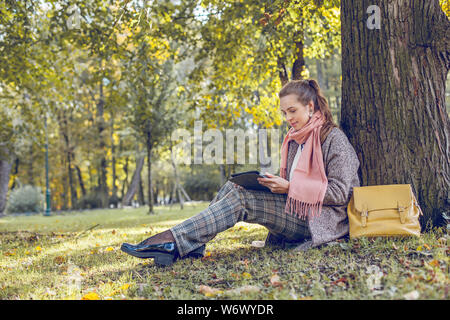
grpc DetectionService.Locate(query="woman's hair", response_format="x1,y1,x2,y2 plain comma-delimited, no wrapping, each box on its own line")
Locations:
278,79,338,144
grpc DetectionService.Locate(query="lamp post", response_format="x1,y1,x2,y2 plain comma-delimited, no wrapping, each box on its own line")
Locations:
44,113,51,216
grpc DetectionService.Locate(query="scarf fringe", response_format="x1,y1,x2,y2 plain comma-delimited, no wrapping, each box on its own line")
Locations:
285,196,323,220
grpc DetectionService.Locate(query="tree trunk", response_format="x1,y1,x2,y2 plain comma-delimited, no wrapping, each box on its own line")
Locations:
219,164,226,185
57,110,78,209
10,157,19,190
0,147,12,215
292,13,306,81
180,185,191,202
28,144,34,186
138,172,145,206
122,156,145,206
316,60,324,89
146,134,155,214
75,164,86,197
97,79,109,208
111,117,118,199
120,156,129,200
60,154,68,211
277,56,289,86
153,185,159,205
67,152,77,209
170,142,184,210
341,0,450,229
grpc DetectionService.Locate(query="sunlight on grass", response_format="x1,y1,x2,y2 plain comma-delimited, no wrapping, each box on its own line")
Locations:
0,203,448,300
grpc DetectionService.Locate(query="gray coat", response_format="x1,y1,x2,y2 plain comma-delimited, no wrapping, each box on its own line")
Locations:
280,127,361,251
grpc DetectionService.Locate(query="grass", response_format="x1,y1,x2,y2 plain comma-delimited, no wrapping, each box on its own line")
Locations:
0,202,448,300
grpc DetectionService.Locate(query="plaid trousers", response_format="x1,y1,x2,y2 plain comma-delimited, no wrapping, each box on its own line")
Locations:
170,181,311,257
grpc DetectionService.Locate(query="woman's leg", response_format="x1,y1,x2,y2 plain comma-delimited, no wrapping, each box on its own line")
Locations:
170,181,310,257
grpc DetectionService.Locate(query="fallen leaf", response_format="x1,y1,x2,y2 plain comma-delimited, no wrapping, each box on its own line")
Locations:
429,260,440,267
198,285,223,297
45,288,56,296
207,278,226,285
4,250,15,256
120,284,131,291
270,274,282,287
226,285,261,295
82,292,100,300
54,256,66,265
331,277,348,286
403,290,419,300
251,241,265,248
240,259,249,268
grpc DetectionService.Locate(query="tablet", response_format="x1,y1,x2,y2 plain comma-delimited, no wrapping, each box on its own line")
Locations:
229,170,271,192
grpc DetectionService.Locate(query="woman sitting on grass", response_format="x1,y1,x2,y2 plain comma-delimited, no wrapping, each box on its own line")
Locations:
121,79,361,266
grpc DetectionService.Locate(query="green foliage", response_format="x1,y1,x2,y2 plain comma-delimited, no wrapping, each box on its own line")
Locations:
6,185,44,214
77,191,104,210
182,167,222,200
0,0,344,211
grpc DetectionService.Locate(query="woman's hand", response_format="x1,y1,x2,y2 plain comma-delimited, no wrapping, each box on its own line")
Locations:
257,172,289,194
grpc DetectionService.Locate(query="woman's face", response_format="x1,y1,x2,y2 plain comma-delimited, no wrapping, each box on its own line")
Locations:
280,94,314,131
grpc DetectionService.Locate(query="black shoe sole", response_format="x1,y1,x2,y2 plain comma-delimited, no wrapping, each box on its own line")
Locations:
183,244,205,259
120,244,176,266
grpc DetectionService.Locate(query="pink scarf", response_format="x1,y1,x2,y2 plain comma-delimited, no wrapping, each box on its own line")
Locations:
280,111,328,220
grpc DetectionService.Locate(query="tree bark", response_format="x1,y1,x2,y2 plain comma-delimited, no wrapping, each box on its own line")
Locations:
341,0,450,229
122,156,145,206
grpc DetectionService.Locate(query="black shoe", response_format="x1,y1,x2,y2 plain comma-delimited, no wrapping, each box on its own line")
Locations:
120,242,206,266
121,242,178,266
